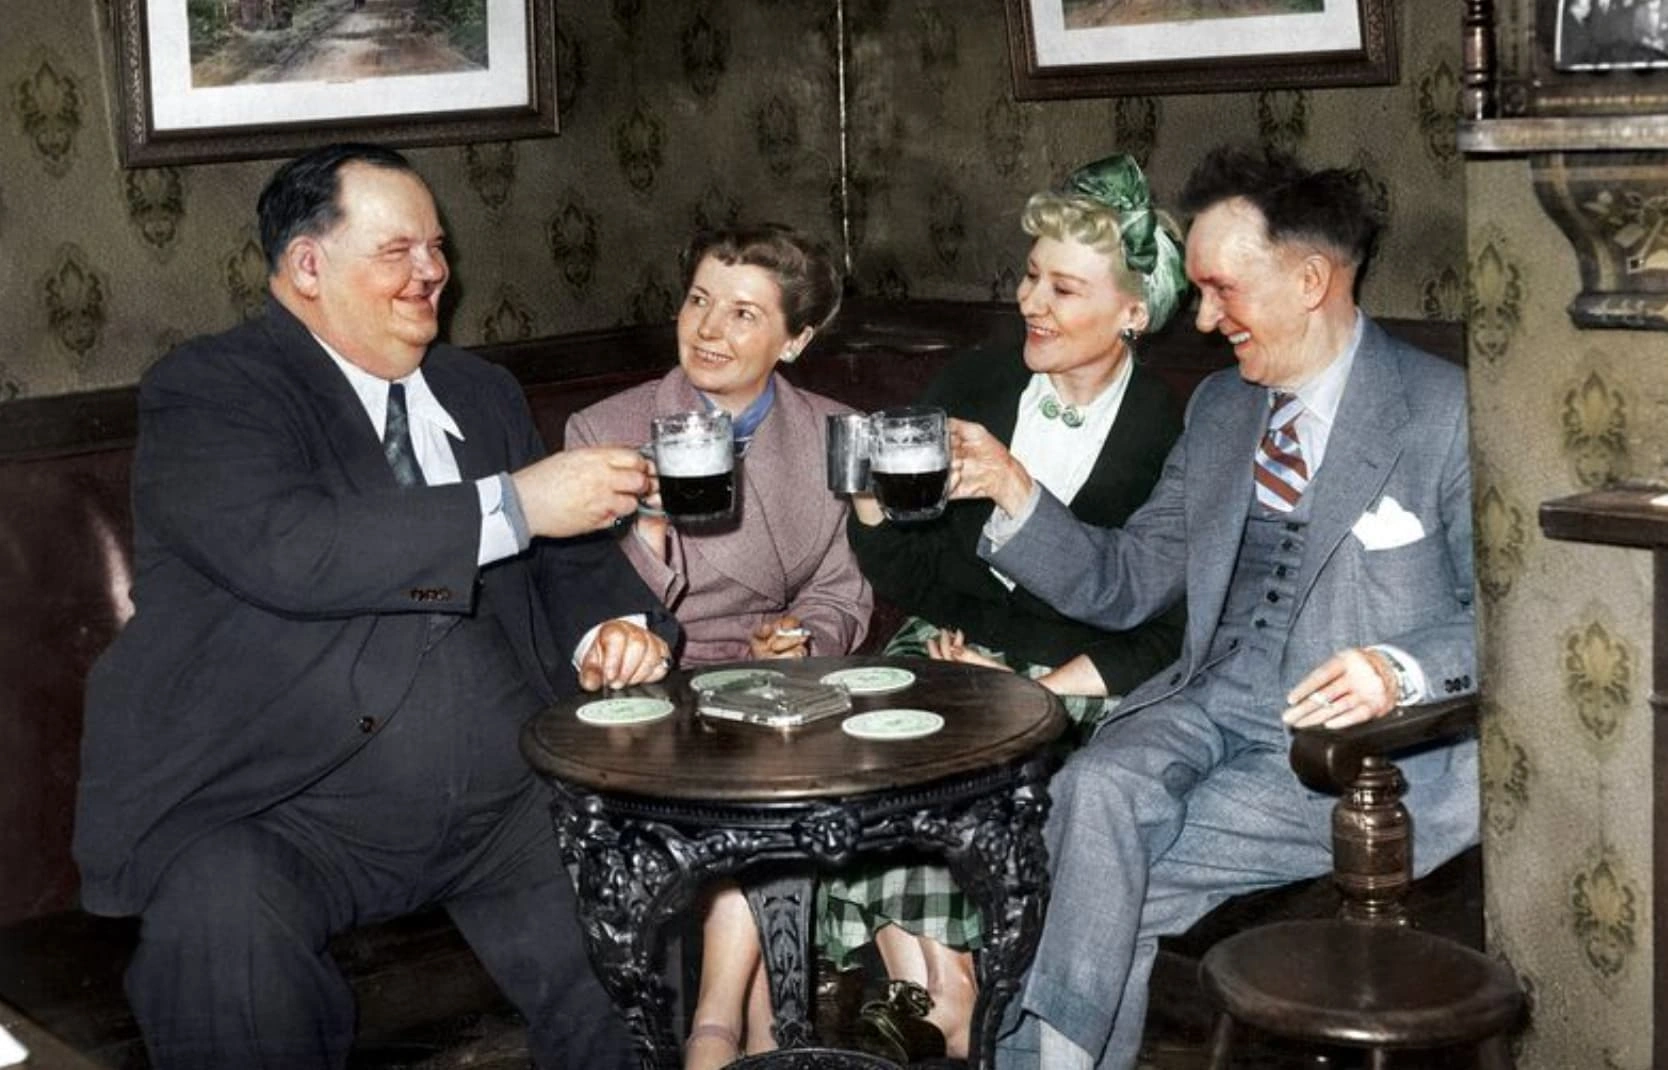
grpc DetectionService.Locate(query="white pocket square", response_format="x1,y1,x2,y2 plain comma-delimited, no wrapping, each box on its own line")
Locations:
1352,496,1426,551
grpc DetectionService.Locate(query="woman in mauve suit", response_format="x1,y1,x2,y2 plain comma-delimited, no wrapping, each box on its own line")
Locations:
566,223,871,1069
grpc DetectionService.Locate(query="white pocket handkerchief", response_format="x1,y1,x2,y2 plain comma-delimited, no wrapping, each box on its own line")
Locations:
1352,495,1426,551
0,1022,27,1068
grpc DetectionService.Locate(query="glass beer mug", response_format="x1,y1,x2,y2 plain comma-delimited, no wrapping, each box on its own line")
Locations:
867,406,949,523
650,410,736,523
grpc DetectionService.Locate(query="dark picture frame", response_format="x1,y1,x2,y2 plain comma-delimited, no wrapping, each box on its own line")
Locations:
1553,0,1668,72
1003,0,1398,100
110,0,557,168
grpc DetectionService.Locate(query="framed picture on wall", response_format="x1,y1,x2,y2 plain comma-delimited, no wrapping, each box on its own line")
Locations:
110,0,557,167
1003,0,1397,99
1554,0,1668,71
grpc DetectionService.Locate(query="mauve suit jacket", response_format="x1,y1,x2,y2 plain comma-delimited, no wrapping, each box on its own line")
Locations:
566,369,871,665
985,317,1478,865
74,299,676,916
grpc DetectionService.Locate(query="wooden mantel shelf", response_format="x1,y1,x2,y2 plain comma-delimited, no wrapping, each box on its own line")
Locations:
1460,116,1668,154
1540,484,1668,548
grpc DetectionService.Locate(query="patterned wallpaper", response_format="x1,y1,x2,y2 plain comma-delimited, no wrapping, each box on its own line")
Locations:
14,2,1634,1066
1,0,1465,400
1469,157,1655,1070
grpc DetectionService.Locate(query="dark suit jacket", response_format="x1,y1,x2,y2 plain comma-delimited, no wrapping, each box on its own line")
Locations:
849,343,1184,694
73,299,675,916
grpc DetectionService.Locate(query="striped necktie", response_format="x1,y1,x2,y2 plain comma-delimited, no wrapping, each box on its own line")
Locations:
383,383,423,488
1253,391,1308,512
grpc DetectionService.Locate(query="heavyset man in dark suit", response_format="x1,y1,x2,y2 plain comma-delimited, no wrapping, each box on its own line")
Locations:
955,146,1478,1069
73,143,675,1069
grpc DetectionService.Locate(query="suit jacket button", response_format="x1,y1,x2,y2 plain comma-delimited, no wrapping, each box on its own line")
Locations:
357,716,376,734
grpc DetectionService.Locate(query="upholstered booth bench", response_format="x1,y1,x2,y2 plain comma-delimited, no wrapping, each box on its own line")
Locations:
0,298,1468,1066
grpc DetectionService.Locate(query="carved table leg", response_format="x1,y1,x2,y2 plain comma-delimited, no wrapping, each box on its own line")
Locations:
547,788,693,1070
743,866,818,1049
942,757,1055,1070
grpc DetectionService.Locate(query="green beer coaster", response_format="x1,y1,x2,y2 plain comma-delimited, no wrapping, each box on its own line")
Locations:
575,696,675,727
841,709,944,742
820,666,916,695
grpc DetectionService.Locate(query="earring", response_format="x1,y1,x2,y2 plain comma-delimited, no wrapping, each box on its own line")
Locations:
780,348,799,363
1120,326,1141,345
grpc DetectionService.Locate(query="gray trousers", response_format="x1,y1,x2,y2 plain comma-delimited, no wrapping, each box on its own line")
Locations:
997,696,1334,1070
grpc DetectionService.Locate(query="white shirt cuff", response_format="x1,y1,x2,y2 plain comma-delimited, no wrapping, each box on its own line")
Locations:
476,473,530,566
1369,643,1428,705
981,483,1043,551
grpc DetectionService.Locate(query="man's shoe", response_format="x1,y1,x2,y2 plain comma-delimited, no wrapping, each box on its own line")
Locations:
853,980,947,1063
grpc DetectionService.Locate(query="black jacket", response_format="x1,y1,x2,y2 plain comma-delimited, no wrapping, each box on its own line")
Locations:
850,342,1184,693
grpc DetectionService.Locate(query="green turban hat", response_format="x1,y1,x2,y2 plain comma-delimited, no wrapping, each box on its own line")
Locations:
1062,154,1189,333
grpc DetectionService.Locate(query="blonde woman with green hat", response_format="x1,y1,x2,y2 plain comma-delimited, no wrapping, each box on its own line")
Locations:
827,153,1192,1062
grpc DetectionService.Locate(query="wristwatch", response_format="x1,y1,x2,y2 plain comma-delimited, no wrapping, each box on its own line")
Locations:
1372,646,1416,705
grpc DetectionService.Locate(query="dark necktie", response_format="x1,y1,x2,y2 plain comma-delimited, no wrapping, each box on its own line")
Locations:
384,383,423,489
1253,391,1308,513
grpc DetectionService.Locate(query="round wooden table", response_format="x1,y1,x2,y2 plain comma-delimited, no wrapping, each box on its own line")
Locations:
521,655,1067,1070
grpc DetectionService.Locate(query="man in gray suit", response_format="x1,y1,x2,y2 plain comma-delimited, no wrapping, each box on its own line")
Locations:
952,146,1477,1069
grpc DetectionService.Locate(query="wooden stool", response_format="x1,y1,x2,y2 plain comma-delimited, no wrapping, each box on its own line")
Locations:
1200,919,1522,1069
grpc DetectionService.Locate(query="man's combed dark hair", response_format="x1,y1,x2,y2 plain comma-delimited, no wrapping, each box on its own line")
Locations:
1179,145,1379,270
679,223,843,336
257,143,417,273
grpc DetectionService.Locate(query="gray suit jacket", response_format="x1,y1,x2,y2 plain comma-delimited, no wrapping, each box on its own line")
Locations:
985,317,1477,865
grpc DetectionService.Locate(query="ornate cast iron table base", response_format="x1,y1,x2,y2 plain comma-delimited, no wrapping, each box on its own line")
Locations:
547,753,1057,1069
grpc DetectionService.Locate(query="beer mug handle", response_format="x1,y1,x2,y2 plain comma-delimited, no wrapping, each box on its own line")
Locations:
635,442,666,517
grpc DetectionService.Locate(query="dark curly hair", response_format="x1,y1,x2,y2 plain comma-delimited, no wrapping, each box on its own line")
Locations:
257,143,417,273
1179,145,1378,271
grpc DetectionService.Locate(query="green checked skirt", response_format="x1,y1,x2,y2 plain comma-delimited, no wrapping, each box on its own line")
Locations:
814,617,1116,968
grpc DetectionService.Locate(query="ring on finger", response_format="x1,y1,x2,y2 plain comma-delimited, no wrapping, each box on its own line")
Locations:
1309,691,1337,714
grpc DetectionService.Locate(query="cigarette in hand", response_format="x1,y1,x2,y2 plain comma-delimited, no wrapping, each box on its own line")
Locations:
774,626,811,639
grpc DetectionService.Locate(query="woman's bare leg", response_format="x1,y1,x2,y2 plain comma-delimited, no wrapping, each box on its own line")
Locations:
872,923,976,1058
920,938,976,1059
683,883,756,1070
873,922,928,987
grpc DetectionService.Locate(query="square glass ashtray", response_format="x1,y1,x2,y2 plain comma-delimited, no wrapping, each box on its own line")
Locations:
695,675,852,728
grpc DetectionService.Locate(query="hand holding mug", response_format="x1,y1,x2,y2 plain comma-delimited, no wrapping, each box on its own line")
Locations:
511,447,652,538
947,418,1035,518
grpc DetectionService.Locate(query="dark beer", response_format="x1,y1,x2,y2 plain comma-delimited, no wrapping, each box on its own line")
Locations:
870,407,949,523
871,468,948,518
659,470,735,521
652,419,735,523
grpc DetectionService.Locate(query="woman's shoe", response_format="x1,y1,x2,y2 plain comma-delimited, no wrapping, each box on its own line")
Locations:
853,980,947,1063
